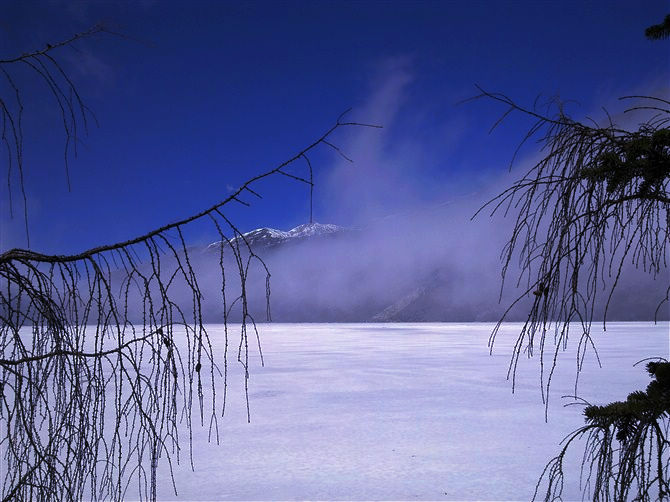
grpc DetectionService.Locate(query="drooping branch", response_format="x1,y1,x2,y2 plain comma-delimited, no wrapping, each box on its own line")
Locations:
474,89,670,409
475,86,670,501
0,28,381,500
0,25,109,246
0,112,379,501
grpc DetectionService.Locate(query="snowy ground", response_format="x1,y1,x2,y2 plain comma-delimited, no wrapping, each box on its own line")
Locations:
154,322,669,501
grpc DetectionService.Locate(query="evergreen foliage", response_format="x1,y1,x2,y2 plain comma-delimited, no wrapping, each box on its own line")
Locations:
646,14,670,41
536,361,670,501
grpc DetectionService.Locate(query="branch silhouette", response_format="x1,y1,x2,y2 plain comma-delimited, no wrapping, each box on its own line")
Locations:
0,28,381,502
475,87,669,500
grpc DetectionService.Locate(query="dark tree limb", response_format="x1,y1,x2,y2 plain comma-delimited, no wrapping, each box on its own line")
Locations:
0,27,381,502
476,87,669,500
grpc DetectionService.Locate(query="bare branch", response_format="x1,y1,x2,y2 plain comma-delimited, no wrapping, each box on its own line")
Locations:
477,89,670,501
0,29,379,499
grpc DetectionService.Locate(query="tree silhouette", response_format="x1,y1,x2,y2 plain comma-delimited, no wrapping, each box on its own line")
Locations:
476,20,669,499
0,30,378,501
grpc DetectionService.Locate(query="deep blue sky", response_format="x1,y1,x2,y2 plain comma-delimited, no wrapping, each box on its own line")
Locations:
1,0,668,254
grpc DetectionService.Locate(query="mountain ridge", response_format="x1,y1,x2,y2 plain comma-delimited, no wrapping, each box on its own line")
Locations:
206,222,345,251
193,220,668,323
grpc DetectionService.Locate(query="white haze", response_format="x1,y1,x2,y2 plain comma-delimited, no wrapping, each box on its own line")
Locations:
116,62,669,326
213,191,667,323
229,60,669,324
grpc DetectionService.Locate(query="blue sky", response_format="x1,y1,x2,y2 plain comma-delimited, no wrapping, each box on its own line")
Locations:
1,0,668,254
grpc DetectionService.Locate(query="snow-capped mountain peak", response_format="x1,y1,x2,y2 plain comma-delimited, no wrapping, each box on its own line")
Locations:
286,223,342,238
206,222,344,251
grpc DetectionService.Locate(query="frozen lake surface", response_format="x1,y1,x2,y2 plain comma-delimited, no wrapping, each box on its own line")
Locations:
156,322,669,501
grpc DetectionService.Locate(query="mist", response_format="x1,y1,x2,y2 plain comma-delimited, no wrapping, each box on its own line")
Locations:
193,63,667,324
120,61,669,325
202,196,667,323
